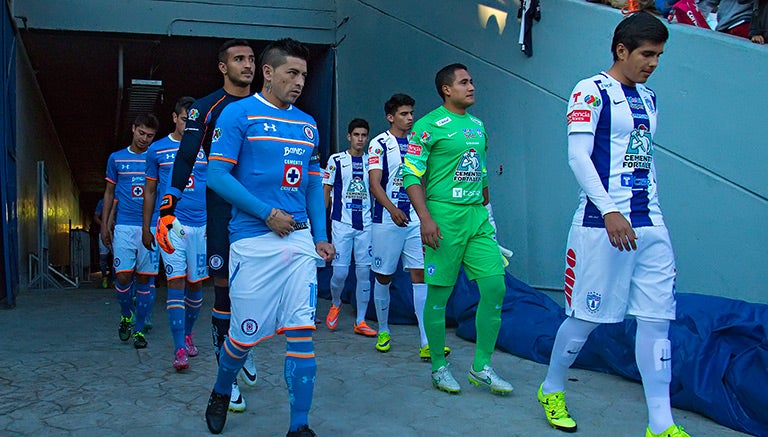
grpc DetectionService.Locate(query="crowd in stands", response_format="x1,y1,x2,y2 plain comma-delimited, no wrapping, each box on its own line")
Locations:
587,0,768,44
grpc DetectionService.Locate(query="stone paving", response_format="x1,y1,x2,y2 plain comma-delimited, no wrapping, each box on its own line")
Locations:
0,285,749,436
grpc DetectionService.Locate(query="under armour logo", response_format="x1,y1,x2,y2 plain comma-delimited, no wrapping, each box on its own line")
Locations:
264,123,277,132
121,164,129,170
166,153,175,160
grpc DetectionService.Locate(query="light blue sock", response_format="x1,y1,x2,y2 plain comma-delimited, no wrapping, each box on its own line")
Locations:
115,279,134,318
184,288,203,336
213,337,250,395
285,329,316,432
133,282,152,333
166,287,185,350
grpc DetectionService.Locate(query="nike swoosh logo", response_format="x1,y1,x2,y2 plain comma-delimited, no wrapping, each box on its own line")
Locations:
660,357,672,362
241,367,257,382
566,350,579,354
342,164,350,168
447,132,457,137
612,99,625,104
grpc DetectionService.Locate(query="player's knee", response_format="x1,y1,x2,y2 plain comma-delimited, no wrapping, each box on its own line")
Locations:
410,269,424,283
213,276,228,288
168,278,185,290
375,273,392,285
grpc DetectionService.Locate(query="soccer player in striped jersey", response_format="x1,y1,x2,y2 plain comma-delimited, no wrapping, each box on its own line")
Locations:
322,118,376,337
143,96,209,371
403,65,512,396
101,114,159,349
160,39,256,411
537,13,689,437
203,37,334,437
367,94,450,360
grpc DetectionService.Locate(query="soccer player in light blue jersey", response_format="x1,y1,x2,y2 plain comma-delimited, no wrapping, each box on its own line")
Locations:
203,38,334,437
101,114,159,349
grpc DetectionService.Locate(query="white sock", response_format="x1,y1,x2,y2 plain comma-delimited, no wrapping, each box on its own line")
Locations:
354,266,371,324
373,278,391,333
635,317,674,434
542,317,599,394
412,283,428,347
329,266,347,307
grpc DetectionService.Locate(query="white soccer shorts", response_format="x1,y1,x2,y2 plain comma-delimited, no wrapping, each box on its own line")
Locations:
563,224,677,323
331,220,372,267
112,224,159,276
227,229,321,346
160,224,208,283
370,221,424,275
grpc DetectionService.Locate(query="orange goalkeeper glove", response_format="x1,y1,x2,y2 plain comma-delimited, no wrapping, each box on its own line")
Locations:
155,194,185,254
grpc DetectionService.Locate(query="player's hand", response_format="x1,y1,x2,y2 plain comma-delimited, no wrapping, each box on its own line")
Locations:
388,207,409,227
156,215,185,254
752,35,765,44
315,241,335,262
101,228,112,251
142,228,156,251
420,216,442,250
603,211,637,251
266,208,295,237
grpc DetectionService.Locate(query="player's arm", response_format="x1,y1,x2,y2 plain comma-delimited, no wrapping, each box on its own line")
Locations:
323,184,333,210
101,183,116,248
307,152,334,261
142,178,157,250
322,157,336,210
368,169,407,226
403,130,441,248
568,132,635,251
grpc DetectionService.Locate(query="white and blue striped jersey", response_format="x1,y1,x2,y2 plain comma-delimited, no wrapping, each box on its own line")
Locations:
567,72,664,228
367,130,419,225
146,134,208,227
105,147,148,227
209,93,321,243
323,150,371,230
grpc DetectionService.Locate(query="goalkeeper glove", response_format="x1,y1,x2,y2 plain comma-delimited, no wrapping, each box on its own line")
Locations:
155,194,184,254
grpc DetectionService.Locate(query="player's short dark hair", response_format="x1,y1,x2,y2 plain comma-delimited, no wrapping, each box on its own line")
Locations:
347,118,369,134
384,93,415,116
217,39,252,63
173,96,195,116
259,38,310,69
435,63,468,100
611,12,668,61
133,113,159,130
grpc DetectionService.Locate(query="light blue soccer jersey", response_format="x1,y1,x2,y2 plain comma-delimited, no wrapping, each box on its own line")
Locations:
105,147,148,226
146,134,207,227
209,93,321,243
567,72,663,228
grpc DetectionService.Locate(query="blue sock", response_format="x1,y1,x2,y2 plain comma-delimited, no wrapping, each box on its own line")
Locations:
185,288,203,336
133,282,152,333
285,329,316,432
147,277,156,320
115,280,134,318
213,337,249,395
166,287,185,350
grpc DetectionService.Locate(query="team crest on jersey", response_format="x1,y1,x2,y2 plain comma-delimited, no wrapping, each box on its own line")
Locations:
303,125,315,141
165,264,174,276
345,177,367,199
586,291,602,314
212,127,222,142
643,96,656,113
453,149,482,182
188,108,199,121
436,116,451,127
282,164,303,190
113,257,121,267
132,185,144,197
241,319,259,336
209,254,224,270
186,175,195,189
584,95,601,107
197,150,205,160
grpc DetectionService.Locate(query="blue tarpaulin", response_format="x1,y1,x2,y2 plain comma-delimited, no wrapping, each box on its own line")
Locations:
319,264,768,436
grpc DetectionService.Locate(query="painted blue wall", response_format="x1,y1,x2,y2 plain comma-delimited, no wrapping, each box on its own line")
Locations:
334,0,767,303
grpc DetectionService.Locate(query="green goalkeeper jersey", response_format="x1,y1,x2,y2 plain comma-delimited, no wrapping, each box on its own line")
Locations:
403,105,488,205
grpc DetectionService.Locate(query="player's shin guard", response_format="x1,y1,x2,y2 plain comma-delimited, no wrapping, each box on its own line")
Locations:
412,283,428,347
373,279,391,333
329,266,347,308
355,266,371,323
636,317,674,434
166,287,186,351
213,337,250,395
542,317,598,394
133,281,152,332
185,288,203,335
115,280,134,318
473,275,506,371
285,330,316,432
424,284,452,370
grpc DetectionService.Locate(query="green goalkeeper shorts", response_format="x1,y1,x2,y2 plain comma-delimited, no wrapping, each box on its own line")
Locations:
424,201,505,286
